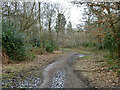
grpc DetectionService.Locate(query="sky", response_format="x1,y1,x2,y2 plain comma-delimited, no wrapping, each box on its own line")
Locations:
43,0,85,28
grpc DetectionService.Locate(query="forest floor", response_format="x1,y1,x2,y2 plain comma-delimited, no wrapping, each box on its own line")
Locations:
2,51,64,88
2,48,120,88
72,48,120,88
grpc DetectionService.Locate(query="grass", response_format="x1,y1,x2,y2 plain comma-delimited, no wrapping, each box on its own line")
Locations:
62,47,94,54
61,48,73,51
3,64,31,73
2,72,16,77
78,51,93,55
80,55,92,59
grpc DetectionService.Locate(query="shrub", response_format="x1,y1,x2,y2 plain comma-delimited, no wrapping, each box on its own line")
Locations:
32,46,45,55
82,42,89,47
2,29,27,61
29,36,59,53
29,38,41,47
82,41,97,48
45,40,58,53
103,32,117,53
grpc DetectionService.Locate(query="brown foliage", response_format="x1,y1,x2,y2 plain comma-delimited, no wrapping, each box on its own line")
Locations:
2,52,9,64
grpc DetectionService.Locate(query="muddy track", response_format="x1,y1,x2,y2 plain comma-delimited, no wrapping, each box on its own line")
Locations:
40,52,89,88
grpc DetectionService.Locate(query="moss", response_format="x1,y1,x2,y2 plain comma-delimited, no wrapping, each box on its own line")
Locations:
2,73,16,78
62,48,73,51
81,55,92,59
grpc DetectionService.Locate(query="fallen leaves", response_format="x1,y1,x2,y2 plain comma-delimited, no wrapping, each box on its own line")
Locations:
73,51,119,88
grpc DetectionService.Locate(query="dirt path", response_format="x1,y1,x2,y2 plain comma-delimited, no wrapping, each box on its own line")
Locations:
40,52,88,88
2,51,63,88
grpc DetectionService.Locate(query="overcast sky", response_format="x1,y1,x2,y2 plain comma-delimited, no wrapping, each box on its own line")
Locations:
43,0,85,28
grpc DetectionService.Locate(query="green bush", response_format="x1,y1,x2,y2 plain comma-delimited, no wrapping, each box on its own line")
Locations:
29,37,59,53
2,29,27,61
82,42,89,47
45,40,58,53
82,41,97,48
29,38,41,47
103,32,117,53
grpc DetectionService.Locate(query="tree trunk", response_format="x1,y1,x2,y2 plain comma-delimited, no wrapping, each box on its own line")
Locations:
39,2,42,48
116,2,120,85
56,31,59,42
14,2,17,29
8,5,10,26
48,16,52,38
117,2,120,59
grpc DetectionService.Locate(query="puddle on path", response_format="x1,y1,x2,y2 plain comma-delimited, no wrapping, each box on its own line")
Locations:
50,68,67,88
75,54,85,57
67,54,86,66
2,71,42,88
2,54,86,88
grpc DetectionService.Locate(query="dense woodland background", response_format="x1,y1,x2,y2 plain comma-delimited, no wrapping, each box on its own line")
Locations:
1,1,120,71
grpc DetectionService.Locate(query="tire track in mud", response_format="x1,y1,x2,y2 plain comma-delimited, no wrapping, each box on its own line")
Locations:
40,52,88,88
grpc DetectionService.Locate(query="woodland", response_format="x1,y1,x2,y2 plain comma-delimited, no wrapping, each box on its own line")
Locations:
1,1,120,88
